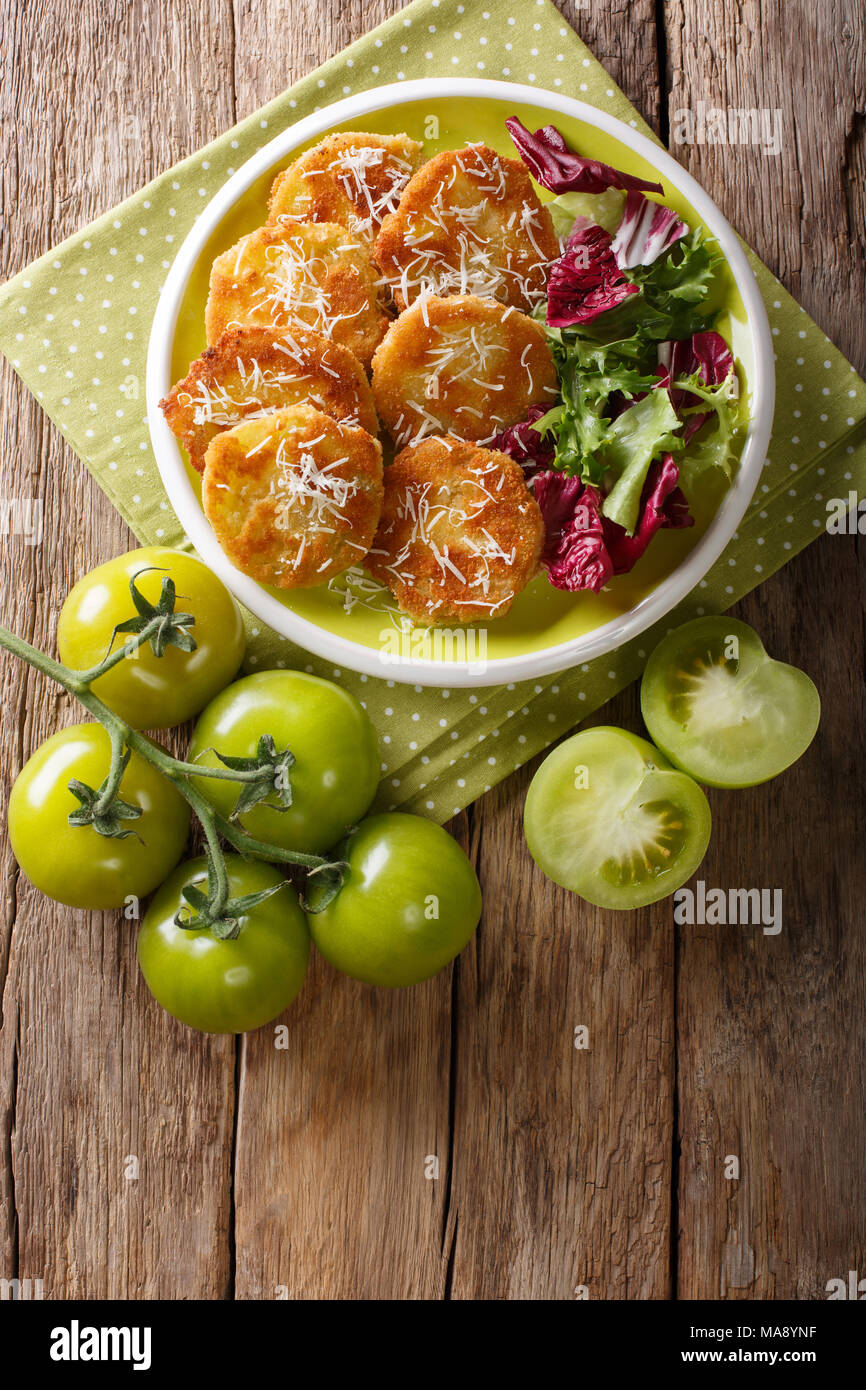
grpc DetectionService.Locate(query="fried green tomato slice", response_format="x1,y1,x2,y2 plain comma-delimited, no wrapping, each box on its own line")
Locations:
374,143,559,312
160,325,378,472
366,436,544,623
204,221,387,368
371,293,559,447
202,403,383,589
268,131,424,241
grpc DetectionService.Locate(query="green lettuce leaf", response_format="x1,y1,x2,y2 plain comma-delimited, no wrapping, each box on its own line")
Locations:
564,229,723,345
628,229,724,338
534,223,732,517
600,389,682,534
674,372,741,490
547,331,661,482
548,188,627,239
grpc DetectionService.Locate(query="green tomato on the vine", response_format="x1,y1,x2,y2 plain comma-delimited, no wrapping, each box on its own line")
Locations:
306,813,482,987
137,856,310,1033
8,722,190,909
57,546,245,729
188,670,380,855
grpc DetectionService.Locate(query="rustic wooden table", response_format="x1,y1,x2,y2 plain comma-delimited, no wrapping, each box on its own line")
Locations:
1,0,863,1301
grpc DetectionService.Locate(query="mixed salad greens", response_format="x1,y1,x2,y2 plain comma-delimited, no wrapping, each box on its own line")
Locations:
497,118,741,594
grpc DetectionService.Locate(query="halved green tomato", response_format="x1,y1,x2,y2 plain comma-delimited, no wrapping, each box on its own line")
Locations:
523,726,711,910
641,617,821,788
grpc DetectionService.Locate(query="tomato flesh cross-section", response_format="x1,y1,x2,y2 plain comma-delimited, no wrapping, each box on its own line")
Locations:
641,617,820,788
523,726,711,910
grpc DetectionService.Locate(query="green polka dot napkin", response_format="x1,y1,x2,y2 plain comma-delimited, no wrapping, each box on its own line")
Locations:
1,0,864,823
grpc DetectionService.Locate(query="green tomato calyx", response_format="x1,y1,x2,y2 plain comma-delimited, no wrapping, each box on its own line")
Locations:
110,569,197,661
209,733,296,821
301,835,355,914
174,877,286,941
67,747,145,840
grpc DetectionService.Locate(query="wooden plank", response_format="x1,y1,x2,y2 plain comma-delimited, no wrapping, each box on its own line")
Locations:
0,0,239,1298
447,726,675,1298
229,0,673,1303
570,0,664,135
442,0,673,1301
233,948,453,1299
229,0,454,1301
667,0,866,1298
675,552,866,1298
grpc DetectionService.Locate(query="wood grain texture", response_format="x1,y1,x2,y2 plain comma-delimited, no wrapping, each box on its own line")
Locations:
568,0,663,136
666,0,866,1298
233,949,454,1300
447,707,675,1300
227,0,674,1302
0,0,862,1302
0,0,238,1299
227,0,460,1302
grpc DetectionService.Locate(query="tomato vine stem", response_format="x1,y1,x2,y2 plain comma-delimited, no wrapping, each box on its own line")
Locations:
0,619,344,933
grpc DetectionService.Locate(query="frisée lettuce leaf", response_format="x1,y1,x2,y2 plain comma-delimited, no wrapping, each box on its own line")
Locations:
669,370,740,488
564,229,724,344
539,332,662,481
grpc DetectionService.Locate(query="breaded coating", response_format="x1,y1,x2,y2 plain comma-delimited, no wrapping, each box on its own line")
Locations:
374,143,559,312
371,293,558,448
204,221,387,368
366,437,544,623
160,325,377,473
202,404,383,589
268,131,424,241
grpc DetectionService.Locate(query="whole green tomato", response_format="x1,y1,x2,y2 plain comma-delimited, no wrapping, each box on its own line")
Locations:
188,670,379,855
57,546,245,729
137,856,310,1032
8,722,190,909
306,813,482,987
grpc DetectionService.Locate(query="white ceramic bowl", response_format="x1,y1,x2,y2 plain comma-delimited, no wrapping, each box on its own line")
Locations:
146,78,774,688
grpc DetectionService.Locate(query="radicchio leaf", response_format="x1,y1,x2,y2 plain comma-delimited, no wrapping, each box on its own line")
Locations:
658,330,734,440
492,404,555,471
610,190,688,270
532,470,585,555
603,455,693,574
532,458,693,593
506,117,664,197
547,222,640,327
532,471,613,593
